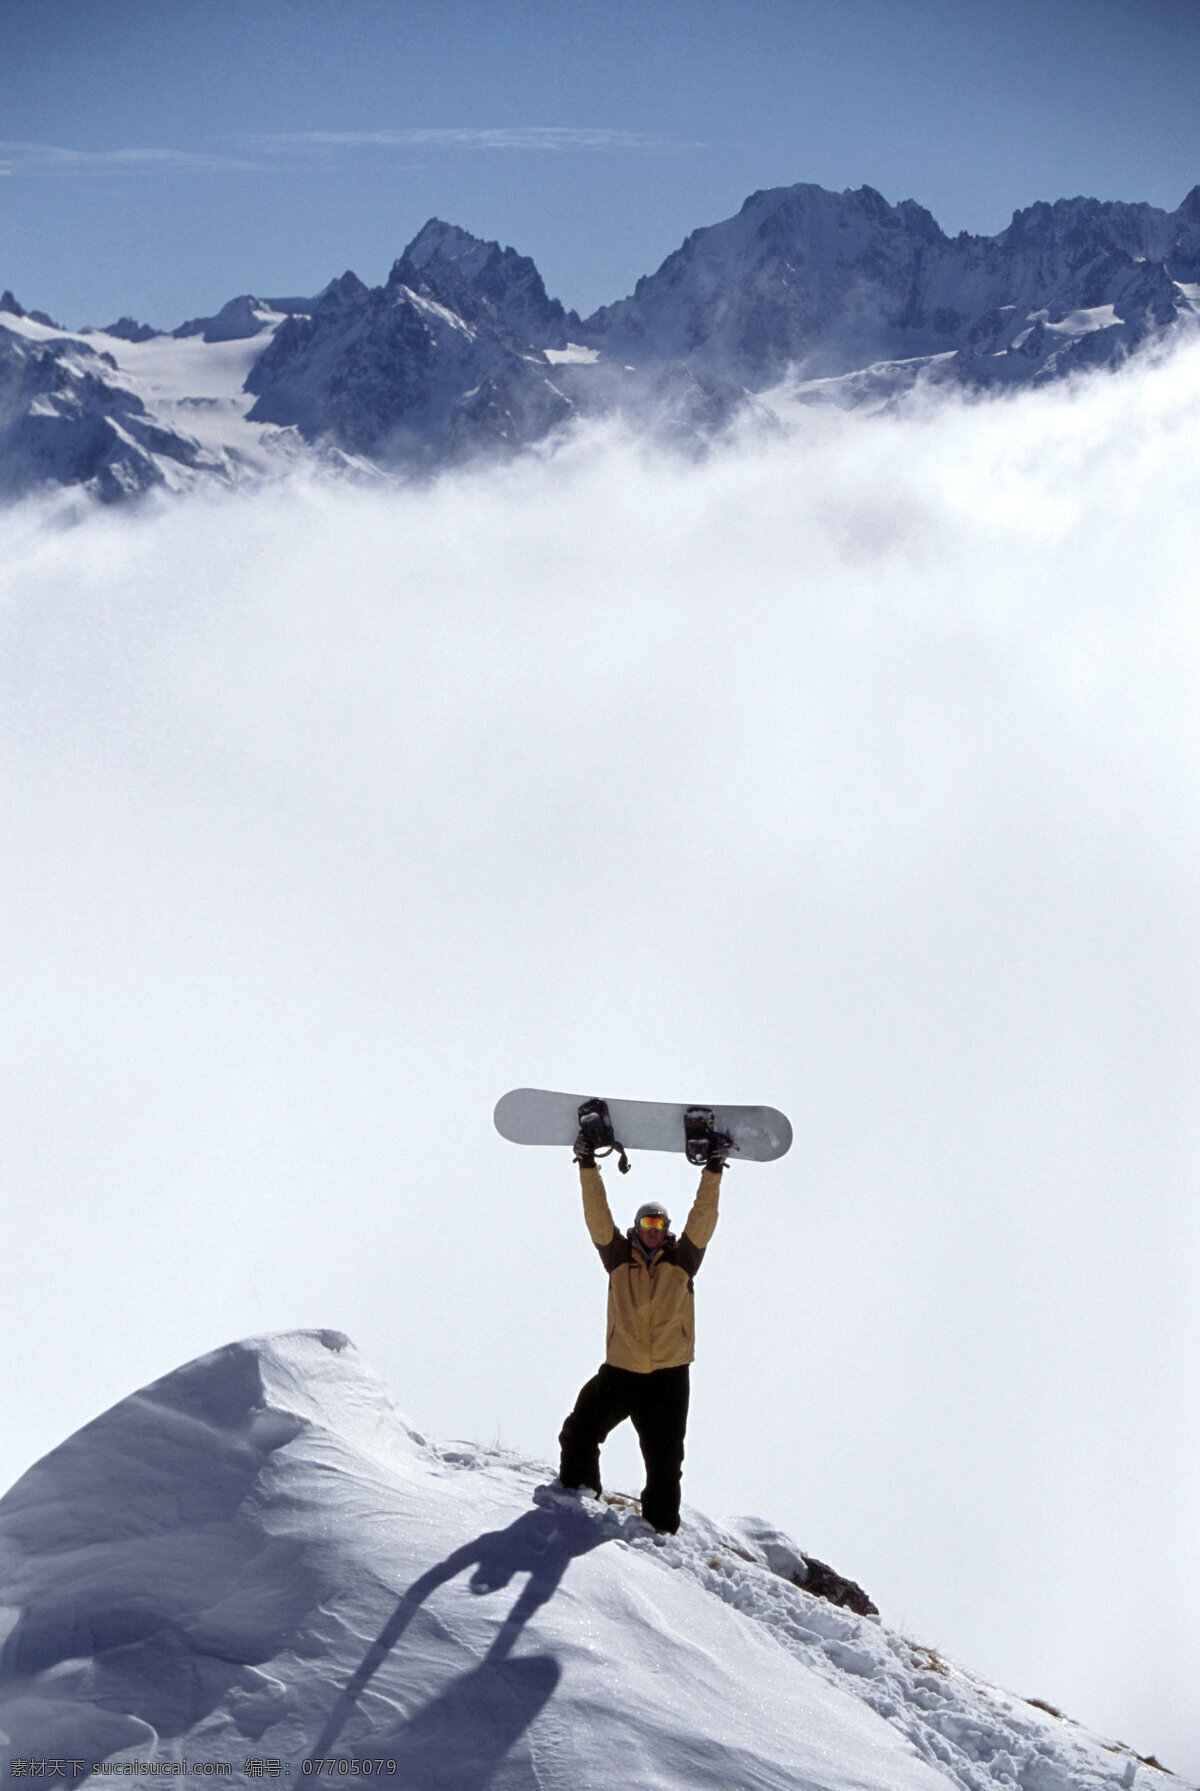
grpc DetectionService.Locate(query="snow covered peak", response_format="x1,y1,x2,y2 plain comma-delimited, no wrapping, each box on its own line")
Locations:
244,267,572,459
173,294,290,343
0,1331,1185,1788
399,217,496,280
390,218,576,349
0,1330,394,1563
581,179,960,377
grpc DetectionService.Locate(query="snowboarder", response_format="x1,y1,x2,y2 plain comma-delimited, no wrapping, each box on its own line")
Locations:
556,1104,729,1534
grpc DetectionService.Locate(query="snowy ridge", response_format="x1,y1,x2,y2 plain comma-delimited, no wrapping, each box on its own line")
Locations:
0,1331,1185,1789
5,179,1200,499
621,1513,1159,1791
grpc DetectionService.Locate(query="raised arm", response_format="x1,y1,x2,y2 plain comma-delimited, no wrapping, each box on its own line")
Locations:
579,1162,616,1244
579,1163,630,1271
675,1168,721,1276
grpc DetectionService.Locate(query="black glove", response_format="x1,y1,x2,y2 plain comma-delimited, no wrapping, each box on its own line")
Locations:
706,1130,733,1173
573,1130,597,1168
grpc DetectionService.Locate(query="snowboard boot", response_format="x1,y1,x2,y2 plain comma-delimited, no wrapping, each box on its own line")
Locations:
534,1478,599,1510
685,1107,734,1172
575,1098,631,1174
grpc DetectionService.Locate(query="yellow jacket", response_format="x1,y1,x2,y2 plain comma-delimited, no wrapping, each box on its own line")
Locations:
580,1164,721,1373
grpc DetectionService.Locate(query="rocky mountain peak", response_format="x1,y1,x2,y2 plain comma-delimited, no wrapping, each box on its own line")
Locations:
397,217,495,280
174,294,279,343
98,316,162,343
1,290,59,329
389,219,574,349
312,270,368,311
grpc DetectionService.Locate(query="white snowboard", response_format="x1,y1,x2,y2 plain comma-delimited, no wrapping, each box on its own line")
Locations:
494,1088,792,1163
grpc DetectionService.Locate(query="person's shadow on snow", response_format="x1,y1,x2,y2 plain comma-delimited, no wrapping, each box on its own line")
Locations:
308,1498,617,1785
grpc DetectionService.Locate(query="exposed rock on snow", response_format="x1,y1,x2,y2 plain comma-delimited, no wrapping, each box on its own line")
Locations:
0,320,235,503
1,291,59,330
730,1520,880,1617
0,1331,1186,1790
92,317,162,344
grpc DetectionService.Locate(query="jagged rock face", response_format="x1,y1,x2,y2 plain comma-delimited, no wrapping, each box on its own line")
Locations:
583,185,951,377
0,326,227,502
393,219,578,350
97,317,161,343
245,265,573,465
1,291,59,330
581,182,1200,386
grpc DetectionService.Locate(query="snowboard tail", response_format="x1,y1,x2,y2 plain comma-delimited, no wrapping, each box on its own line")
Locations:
494,1088,792,1163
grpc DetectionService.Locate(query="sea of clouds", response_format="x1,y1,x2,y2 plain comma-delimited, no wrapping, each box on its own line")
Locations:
1,343,1198,1774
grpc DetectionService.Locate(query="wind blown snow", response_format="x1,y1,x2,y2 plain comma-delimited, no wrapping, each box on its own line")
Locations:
0,343,1197,1775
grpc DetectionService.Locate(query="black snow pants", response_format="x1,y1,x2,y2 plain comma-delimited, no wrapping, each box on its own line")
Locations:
558,1362,690,1533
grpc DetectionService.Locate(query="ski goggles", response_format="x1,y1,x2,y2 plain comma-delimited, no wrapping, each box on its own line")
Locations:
637,1214,668,1232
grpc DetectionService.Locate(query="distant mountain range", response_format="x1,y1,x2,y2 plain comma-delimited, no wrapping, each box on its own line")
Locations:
4,179,1200,502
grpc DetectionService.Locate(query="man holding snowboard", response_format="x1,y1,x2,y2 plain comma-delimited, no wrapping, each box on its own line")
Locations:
557,1106,728,1534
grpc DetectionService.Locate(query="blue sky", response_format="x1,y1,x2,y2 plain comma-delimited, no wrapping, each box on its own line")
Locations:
4,0,1200,327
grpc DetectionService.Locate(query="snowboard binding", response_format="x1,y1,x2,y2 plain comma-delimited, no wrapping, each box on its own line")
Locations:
575,1098,631,1175
685,1107,735,1171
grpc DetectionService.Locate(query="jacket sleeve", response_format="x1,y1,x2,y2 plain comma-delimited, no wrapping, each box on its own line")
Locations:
676,1168,721,1276
580,1164,630,1272
580,1163,617,1245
